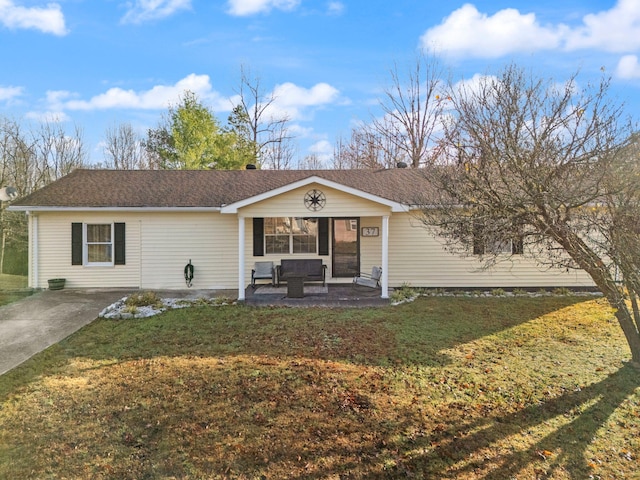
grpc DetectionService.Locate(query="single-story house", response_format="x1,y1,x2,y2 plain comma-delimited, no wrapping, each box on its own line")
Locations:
9,168,593,299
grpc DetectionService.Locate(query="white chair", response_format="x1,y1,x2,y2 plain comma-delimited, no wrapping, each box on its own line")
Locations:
353,266,382,289
252,261,275,287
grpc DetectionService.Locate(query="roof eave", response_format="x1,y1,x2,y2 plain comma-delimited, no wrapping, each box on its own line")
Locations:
8,206,222,213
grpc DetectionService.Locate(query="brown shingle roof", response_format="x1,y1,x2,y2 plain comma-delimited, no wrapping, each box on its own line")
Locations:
10,168,431,209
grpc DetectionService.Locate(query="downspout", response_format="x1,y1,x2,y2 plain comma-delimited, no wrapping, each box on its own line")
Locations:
238,216,245,301
30,212,38,289
381,215,389,299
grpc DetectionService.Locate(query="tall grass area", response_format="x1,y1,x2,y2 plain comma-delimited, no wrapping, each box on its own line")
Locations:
0,273,30,306
0,296,638,479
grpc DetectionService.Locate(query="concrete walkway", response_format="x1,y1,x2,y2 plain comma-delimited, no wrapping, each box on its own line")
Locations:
0,288,132,376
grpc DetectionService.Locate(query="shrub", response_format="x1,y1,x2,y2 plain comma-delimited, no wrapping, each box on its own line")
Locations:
125,291,163,308
391,284,417,303
552,287,572,296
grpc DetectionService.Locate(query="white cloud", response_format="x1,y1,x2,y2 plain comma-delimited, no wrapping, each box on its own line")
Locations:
0,0,67,35
327,1,344,15
268,82,340,120
564,0,640,52
51,74,229,112
25,110,70,123
121,0,191,24
0,85,23,102
226,0,299,16
309,139,332,155
307,139,333,165
616,55,640,79
421,4,564,58
422,1,640,59
451,73,496,97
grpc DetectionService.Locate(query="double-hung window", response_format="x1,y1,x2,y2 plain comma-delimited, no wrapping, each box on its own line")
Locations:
472,221,524,255
85,224,113,265
264,217,318,255
72,222,126,266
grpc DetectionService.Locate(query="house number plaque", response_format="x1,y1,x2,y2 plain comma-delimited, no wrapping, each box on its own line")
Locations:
361,227,379,237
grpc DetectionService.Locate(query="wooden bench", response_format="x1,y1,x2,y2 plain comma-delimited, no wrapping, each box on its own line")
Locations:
277,259,327,287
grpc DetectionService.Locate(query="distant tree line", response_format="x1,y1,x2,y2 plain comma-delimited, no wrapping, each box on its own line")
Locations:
0,119,86,274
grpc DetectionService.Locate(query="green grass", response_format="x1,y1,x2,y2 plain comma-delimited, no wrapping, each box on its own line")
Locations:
0,274,31,306
0,296,638,479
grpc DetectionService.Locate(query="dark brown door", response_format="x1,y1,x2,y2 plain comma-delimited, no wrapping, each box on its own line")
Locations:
332,218,359,277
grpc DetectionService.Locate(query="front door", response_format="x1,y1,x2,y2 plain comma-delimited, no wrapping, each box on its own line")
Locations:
332,218,359,277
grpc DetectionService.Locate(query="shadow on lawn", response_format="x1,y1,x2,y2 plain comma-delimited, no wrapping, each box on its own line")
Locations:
1,296,637,479
0,296,591,399
291,365,638,479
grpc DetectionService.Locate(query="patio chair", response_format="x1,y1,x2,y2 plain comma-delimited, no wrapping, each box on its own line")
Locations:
252,261,275,288
353,266,382,289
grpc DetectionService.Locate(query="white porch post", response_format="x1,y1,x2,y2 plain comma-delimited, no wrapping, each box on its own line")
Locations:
238,216,246,301
381,215,389,299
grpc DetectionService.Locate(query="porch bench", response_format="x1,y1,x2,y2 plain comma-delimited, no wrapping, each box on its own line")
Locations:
277,259,327,287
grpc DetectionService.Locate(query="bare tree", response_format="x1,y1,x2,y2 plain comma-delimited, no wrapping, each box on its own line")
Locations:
419,64,640,368
32,122,86,184
373,51,446,168
333,123,403,169
230,66,294,168
261,120,295,170
0,118,86,274
299,153,324,170
103,122,154,169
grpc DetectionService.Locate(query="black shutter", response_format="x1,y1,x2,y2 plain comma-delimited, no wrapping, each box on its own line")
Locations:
253,218,264,256
318,217,329,256
114,223,126,265
512,235,524,255
472,221,485,255
71,223,83,265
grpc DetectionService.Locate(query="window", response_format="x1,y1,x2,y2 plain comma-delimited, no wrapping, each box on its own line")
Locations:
264,217,318,255
72,223,125,266
86,224,113,265
472,221,524,255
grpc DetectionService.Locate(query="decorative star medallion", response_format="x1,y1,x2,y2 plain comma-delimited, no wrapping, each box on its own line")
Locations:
304,189,326,211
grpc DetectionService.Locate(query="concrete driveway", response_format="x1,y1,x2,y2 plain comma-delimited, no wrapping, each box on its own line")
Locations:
0,288,132,376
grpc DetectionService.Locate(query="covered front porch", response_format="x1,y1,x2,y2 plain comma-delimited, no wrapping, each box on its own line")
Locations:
220,176,407,302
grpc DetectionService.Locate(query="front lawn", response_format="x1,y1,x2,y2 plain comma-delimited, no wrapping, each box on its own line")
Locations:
0,296,638,479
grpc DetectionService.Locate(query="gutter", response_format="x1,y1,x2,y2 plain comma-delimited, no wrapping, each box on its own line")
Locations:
8,206,223,213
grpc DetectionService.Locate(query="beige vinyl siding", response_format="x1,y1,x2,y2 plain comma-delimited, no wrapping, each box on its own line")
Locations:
33,211,238,290
388,212,594,288
140,213,237,289
240,184,392,218
34,212,141,289
359,217,382,276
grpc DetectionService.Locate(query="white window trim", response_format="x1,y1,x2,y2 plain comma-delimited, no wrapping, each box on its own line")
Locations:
265,217,318,255
84,223,114,267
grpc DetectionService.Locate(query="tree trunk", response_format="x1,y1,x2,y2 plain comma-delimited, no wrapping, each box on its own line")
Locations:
547,225,640,368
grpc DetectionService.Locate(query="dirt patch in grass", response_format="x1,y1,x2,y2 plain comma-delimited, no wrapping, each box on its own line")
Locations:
1,297,638,479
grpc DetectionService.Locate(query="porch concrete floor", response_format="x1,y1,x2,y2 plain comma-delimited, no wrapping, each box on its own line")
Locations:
244,283,390,307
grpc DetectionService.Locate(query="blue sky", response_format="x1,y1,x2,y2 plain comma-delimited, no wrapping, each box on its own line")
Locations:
1,0,639,166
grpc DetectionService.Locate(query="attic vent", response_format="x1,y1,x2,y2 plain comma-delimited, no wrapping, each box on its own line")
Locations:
246,164,257,170
396,161,408,169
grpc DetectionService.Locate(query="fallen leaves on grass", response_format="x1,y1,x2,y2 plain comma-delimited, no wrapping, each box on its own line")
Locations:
1,297,638,479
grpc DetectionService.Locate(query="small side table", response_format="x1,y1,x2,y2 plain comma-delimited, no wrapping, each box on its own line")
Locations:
287,275,306,298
